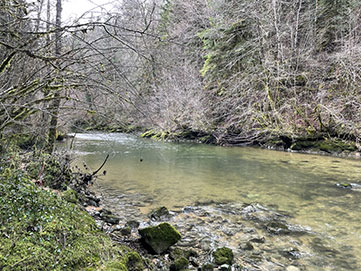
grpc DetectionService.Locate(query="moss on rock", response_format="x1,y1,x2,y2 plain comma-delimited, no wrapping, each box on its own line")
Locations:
212,247,234,266
139,222,182,254
201,263,215,271
170,256,189,271
124,251,144,271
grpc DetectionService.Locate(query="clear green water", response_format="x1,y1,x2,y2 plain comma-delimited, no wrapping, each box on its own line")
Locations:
68,133,361,270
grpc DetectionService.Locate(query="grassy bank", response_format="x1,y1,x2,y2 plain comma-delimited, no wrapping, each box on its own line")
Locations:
0,145,144,271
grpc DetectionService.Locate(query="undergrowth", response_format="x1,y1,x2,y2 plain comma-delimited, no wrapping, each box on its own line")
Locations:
0,144,144,271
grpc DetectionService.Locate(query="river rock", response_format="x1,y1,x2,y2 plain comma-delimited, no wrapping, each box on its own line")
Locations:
249,236,266,243
150,206,171,221
266,221,291,235
201,263,214,271
102,214,121,225
279,247,301,259
169,256,189,271
219,264,231,271
212,247,234,266
126,220,140,230
139,222,182,254
240,241,254,251
336,183,352,189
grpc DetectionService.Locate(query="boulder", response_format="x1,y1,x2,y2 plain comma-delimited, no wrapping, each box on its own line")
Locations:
139,222,182,254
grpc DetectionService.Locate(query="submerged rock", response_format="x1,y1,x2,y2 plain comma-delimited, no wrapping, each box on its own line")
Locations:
150,206,171,221
279,247,301,260
102,214,121,225
336,183,353,189
139,222,182,254
212,247,234,266
266,221,291,235
249,236,266,243
239,241,254,251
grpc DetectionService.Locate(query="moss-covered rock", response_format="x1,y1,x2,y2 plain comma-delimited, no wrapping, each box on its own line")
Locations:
212,247,234,266
171,247,198,260
201,263,215,271
289,137,357,154
319,139,357,153
124,251,144,271
139,223,182,254
290,140,317,151
170,256,189,271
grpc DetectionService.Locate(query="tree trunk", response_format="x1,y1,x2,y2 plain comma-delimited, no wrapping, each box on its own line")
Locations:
47,0,62,153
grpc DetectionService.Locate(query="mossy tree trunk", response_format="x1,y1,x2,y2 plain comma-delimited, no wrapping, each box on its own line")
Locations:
47,0,62,153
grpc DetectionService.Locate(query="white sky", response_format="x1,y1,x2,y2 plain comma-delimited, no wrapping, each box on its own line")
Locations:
63,0,116,22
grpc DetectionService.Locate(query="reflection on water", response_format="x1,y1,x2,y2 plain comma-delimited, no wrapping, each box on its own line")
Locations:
66,133,361,270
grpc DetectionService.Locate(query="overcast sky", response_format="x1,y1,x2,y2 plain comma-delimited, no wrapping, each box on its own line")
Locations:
62,0,116,22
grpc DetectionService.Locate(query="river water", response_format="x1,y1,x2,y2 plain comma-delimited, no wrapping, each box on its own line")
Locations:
68,133,361,270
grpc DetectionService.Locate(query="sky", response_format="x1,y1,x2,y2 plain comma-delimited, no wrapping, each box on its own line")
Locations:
62,0,116,22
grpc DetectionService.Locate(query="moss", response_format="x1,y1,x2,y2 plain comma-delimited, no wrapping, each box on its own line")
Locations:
319,139,357,153
290,140,317,151
62,188,78,203
171,248,198,260
0,163,144,271
124,251,144,271
290,137,357,154
104,261,127,271
170,256,189,271
201,263,215,271
139,223,182,254
212,247,234,265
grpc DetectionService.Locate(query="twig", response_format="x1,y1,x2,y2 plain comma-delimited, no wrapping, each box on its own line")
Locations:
92,154,109,176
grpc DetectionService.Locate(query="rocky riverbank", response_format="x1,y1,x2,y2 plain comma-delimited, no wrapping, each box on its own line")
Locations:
136,128,361,159
85,185,358,271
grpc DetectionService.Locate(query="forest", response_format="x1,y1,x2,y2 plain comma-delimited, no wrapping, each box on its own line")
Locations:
1,0,361,150
1,0,361,270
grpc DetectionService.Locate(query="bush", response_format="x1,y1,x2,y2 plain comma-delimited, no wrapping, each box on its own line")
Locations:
0,166,133,271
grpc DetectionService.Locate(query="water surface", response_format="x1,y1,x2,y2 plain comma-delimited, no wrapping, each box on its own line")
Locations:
67,133,361,270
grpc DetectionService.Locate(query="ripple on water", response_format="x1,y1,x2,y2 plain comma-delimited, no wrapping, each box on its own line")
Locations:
73,133,361,270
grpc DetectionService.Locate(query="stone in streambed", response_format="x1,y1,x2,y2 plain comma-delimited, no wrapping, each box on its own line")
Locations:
212,247,234,266
149,206,171,221
219,264,231,271
99,209,121,225
170,257,189,271
201,263,214,271
102,214,121,225
139,222,181,254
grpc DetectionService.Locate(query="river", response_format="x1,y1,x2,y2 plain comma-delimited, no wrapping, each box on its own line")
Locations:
67,132,361,270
